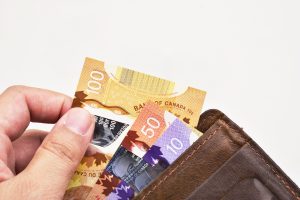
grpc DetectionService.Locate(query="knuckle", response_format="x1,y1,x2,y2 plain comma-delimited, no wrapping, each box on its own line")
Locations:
5,85,26,94
41,139,76,165
2,85,27,97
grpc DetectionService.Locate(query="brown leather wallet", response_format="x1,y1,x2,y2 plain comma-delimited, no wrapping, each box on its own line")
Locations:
134,109,300,200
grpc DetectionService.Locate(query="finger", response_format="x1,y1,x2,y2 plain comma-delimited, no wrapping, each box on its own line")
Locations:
0,85,72,141
13,130,48,174
0,159,14,182
0,133,15,174
14,130,96,173
0,130,48,181
0,86,72,175
23,108,94,198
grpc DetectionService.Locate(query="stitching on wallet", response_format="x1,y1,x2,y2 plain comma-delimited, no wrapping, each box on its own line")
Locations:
140,121,300,200
140,125,222,200
247,143,300,200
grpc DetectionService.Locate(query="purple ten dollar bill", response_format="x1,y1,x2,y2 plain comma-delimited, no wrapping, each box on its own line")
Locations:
143,118,200,167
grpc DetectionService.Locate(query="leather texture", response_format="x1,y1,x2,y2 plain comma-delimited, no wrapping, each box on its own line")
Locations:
134,109,300,200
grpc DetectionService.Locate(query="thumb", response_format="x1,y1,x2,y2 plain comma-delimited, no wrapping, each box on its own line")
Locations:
23,108,94,198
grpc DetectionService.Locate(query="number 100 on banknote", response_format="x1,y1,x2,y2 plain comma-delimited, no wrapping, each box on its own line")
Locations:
72,58,206,156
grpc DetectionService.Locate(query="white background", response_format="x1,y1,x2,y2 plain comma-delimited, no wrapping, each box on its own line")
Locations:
0,0,299,186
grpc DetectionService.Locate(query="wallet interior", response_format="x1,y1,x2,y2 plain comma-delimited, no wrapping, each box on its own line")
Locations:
134,109,300,200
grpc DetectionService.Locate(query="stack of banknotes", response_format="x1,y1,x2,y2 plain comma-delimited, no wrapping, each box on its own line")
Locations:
63,58,206,200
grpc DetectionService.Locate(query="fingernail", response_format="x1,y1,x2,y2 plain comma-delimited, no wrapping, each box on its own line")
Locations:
65,108,92,135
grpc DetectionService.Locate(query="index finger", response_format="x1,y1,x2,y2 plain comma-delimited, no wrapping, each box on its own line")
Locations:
0,85,72,141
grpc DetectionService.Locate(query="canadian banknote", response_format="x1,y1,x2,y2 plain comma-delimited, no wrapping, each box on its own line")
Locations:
103,102,202,197
63,152,110,200
106,181,134,200
121,102,202,158
85,171,121,200
86,175,134,200
105,146,164,193
83,102,175,198
64,58,206,199
121,101,177,158
73,58,206,150
143,118,201,166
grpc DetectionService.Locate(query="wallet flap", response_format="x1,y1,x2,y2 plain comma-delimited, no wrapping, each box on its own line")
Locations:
187,144,295,200
135,109,300,200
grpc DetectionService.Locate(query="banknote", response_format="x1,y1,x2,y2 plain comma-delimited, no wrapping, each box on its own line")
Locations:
84,106,133,156
86,174,134,200
143,118,202,167
85,171,121,200
65,57,206,199
93,115,130,148
105,146,165,193
104,104,202,196
64,108,133,199
121,101,178,158
63,152,110,200
115,67,175,95
86,102,170,199
106,181,134,200
73,57,206,130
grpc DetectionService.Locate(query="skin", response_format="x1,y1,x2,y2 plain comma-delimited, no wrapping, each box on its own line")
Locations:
0,85,95,200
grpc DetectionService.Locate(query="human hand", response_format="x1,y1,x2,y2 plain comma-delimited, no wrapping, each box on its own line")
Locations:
0,86,95,199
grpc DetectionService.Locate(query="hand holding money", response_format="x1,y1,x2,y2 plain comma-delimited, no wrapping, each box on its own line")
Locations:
0,86,94,200
0,59,206,200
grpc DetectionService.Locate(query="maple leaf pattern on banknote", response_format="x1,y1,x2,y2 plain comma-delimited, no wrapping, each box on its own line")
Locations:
72,91,87,108
107,181,134,200
66,152,110,190
183,117,190,124
92,152,109,166
143,145,169,167
98,171,120,196
121,130,150,154
85,171,121,200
